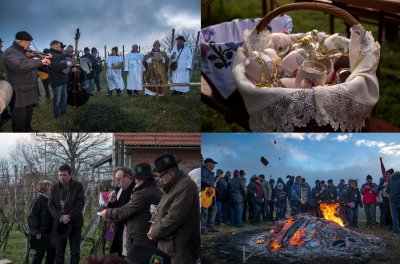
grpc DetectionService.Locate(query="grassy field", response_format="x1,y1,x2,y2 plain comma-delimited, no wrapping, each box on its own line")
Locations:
1,68,200,132
0,208,109,264
201,0,400,131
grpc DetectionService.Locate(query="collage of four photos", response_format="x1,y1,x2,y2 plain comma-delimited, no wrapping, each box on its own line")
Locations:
0,0,400,263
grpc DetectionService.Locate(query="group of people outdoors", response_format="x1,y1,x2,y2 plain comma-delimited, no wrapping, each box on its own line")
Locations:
201,158,400,236
0,31,194,132
28,154,200,264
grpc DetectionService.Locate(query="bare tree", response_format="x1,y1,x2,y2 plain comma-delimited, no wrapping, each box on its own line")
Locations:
32,133,112,179
161,28,201,53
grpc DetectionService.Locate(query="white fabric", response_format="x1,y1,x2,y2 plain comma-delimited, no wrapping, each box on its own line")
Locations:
106,56,125,90
201,19,262,99
122,223,128,256
232,24,380,132
170,45,192,93
124,52,144,91
268,15,293,34
0,80,12,114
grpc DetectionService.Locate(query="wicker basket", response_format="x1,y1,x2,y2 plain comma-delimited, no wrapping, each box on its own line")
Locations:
232,3,380,132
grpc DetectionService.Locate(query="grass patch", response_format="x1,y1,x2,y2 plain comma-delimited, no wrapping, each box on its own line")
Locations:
1,69,200,132
201,0,400,131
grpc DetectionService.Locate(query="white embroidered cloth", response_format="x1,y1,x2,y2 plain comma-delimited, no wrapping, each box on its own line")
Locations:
232,24,380,132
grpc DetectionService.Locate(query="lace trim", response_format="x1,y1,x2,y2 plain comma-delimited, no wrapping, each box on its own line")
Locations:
243,29,271,57
350,24,375,57
248,89,374,132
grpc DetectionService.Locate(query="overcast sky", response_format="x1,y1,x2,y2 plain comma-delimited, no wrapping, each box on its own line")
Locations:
202,133,400,185
0,0,200,56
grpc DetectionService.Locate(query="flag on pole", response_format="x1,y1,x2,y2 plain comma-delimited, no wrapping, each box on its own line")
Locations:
380,157,388,182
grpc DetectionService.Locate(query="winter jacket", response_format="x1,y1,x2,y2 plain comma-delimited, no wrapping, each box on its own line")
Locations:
228,176,246,204
361,182,378,205
327,186,338,202
274,188,287,208
216,177,228,202
387,172,400,200
345,187,363,208
48,179,85,229
247,182,264,204
108,179,163,250
28,193,53,235
3,41,42,108
337,184,347,202
261,180,272,201
107,181,135,255
48,48,69,87
151,173,200,264
201,164,214,190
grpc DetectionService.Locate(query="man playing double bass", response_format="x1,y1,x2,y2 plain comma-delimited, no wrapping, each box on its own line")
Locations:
3,31,51,131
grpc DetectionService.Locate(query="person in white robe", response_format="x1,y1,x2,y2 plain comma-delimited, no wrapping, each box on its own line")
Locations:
169,36,192,94
105,46,124,96
124,44,144,96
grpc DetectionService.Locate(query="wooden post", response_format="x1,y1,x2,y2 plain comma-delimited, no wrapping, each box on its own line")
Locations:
122,45,125,62
191,31,201,78
170,28,175,51
104,45,107,59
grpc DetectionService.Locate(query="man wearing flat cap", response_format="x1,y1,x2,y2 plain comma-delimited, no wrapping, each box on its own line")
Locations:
100,163,163,252
169,36,192,95
201,158,219,235
143,40,169,96
3,31,52,131
147,154,200,264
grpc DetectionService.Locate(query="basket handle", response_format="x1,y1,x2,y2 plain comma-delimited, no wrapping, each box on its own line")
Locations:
256,2,359,33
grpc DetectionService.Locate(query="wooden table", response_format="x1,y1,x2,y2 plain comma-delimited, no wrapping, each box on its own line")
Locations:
202,75,400,132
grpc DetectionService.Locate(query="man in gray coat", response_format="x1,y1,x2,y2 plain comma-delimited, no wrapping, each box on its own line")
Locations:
147,154,200,264
3,31,51,131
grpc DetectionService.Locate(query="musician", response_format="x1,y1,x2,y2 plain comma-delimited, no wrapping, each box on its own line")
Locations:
48,40,73,120
169,36,192,95
3,31,51,132
48,164,85,264
81,47,97,96
200,158,219,235
91,47,102,92
147,154,200,264
124,44,144,96
38,48,51,100
105,47,124,96
143,40,168,96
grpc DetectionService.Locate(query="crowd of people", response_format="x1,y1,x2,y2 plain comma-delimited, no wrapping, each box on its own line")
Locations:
28,154,200,264
0,31,193,132
201,158,400,235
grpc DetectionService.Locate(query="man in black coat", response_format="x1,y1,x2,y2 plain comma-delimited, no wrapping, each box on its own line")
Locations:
48,164,85,264
48,40,72,120
107,166,135,256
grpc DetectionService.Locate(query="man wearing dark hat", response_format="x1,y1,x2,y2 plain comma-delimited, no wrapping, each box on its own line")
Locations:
48,164,85,264
81,47,97,96
3,31,52,131
143,40,168,96
48,40,73,120
106,166,136,256
91,47,102,92
169,36,192,95
147,154,200,264
200,158,218,235
100,163,163,252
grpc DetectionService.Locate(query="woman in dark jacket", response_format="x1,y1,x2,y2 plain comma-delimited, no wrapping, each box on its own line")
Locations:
28,180,55,264
100,163,164,251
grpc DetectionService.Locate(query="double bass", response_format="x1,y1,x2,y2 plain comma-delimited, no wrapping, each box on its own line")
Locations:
67,28,89,107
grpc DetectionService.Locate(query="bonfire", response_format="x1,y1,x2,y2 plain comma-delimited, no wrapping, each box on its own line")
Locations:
255,203,383,259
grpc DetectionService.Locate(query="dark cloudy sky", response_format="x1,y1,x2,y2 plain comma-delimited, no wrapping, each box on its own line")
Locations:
202,133,400,185
0,0,200,56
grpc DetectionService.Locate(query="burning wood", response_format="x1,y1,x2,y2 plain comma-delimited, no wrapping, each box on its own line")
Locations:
257,214,383,258
320,203,344,227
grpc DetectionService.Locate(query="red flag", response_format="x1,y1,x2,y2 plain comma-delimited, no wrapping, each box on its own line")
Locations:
380,157,388,182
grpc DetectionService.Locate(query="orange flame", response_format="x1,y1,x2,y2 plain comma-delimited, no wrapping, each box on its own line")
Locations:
319,203,344,227
255,239,265,244
289,229,305,247
269,240,281,250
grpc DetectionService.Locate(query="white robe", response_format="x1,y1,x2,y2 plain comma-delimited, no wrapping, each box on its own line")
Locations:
105,55,125,90
124,52,144,91
169,45,192,93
